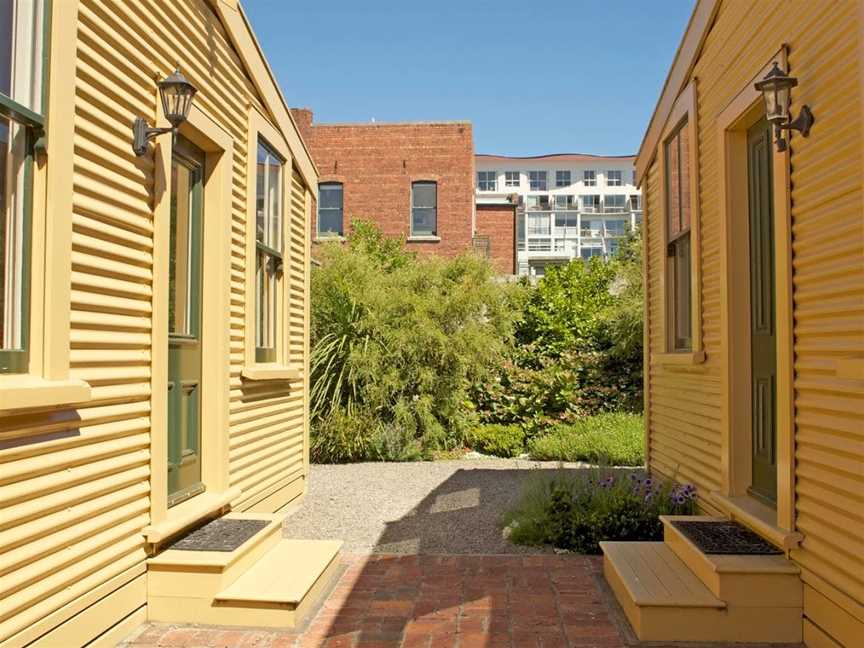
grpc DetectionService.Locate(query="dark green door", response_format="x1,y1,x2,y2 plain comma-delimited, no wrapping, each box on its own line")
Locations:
167,137,205,508
747,117,777,505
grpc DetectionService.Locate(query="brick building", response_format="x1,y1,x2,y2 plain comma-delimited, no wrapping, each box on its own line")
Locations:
291,109,477,259
474,197,518,274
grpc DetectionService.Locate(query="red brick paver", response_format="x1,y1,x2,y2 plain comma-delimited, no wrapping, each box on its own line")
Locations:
119,554,622,648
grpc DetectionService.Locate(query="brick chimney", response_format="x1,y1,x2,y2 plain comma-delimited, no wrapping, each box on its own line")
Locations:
290,108,314,144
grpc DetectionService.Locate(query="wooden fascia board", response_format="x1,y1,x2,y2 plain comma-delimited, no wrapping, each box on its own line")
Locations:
634,0,720,185
210,1,319,188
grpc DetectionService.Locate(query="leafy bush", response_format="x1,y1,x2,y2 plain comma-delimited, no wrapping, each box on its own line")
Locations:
528,413,644,465
310,221,521,462
503,470,697,554
467,424,525,458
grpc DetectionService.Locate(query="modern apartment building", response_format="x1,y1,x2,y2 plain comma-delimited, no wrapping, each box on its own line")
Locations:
475,153,641,276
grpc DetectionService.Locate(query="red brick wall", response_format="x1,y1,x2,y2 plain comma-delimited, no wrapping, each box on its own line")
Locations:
292,110,475,259
475,204,516,274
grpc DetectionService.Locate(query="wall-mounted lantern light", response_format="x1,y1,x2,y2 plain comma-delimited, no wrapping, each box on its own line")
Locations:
132,68,197,156
754,62,814,152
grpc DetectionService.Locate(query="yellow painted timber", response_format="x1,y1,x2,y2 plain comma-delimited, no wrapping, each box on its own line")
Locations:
602,541,802,643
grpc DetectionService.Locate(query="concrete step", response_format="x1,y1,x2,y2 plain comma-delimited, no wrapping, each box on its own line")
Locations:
601,541,802,643
148,536,342,628
147,512,284,598
661,515,802,607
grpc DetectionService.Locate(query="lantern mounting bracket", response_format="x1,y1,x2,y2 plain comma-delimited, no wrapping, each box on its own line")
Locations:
132,118,175,157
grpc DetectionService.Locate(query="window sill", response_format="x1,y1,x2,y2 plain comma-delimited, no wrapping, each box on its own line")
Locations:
709,492,803,550
407,235,441,243
241,364,302,381
0,375,91,412
314,235,345,243
143,487,242,545
652,350,706,366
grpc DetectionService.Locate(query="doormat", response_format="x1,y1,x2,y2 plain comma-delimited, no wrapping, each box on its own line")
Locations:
671,520,782,555
168,518,269,552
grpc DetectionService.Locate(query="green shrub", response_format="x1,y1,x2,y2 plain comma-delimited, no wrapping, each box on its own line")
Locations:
503,470,697,554
467,424,525,458
527,413,644,465
310,221,521,461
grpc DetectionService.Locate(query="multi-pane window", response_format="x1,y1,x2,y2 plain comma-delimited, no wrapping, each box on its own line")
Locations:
526,195,550,211
527,213,551,236
581,246,603,260
529,170,547,191
582,194,600,212
554,213,578,228
583,169,596,186
318,183,343,236
477,170,497,192
607,170,622,186
605,219,628,237
504,171,520,187
629,194,642,210
255,139,283,363
604,194,627,212
554,195,576,209
665,120,692,351
555,170,571,187
411,181,437,236
581,219,603,237
607,239,621,257
1,0,45,374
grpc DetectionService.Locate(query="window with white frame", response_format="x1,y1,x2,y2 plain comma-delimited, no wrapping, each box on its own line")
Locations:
629,194,642,210
554,194,576,209
529,170,547,191
318,183,343,236
526,195,550,211
604,194,627,212
605,219,628,237
607,239,621,257
583,169,596,186
1,0,45,374
477,170,497,192
555,170,571,187
580,246,603,260
607,170,622,186
255,139,284,363
504,171,520,187
527,213,551,236
411,181,437,236
582,194,600,212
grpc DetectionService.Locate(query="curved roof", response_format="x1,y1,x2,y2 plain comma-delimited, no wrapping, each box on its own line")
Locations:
476,152,636,163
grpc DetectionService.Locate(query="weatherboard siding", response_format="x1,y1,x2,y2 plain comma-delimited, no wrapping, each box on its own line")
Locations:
0,0,311,645
642,1,863,645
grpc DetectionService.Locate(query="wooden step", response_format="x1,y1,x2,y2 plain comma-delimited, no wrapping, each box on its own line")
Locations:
601,541,802,643
661,515,802,607
148,538,342,628
147,512,283,599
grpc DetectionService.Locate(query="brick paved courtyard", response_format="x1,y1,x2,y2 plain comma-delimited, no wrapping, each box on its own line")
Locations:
120,554,623,648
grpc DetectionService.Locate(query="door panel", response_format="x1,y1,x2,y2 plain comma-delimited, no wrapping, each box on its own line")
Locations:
747,117,777,505
167,138,205,508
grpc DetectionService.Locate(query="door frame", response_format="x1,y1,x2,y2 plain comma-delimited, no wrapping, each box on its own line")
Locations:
716,48,796,533
148,104,234,532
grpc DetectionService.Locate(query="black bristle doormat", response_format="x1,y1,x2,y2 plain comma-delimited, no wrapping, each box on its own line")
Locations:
168,518,269,552
671,520,782,555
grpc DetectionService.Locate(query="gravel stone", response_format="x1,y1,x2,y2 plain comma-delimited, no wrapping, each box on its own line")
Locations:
281,459,594,554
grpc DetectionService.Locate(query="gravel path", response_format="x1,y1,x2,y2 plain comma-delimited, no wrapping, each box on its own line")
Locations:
281,459,597,554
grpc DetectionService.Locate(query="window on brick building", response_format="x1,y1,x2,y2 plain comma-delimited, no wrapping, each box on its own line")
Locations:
555,170,571,187
529,170,547,191
477,171,497,192
411,181,437,236
504,171,520,187
318,183,343,237
607,170,623,186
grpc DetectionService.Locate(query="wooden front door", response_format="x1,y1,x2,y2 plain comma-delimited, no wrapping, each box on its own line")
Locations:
747,117,777,505
167,137,205,508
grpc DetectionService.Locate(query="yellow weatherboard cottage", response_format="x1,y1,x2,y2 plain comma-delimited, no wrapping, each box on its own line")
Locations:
601,1,863,647
1,0,340,646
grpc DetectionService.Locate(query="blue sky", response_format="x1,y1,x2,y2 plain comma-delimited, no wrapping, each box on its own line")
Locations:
244,1,695,157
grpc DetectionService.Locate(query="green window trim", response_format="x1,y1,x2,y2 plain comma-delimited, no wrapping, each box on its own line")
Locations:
0,126,33,374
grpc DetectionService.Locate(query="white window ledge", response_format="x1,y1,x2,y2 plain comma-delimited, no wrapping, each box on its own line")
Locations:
407,235,441,243
241,364,302,381
0,375,91,412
